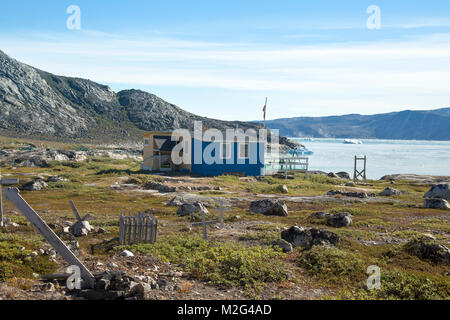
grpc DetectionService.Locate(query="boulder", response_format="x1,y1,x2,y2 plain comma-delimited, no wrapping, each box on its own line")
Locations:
424,198,450,210
120,250,135,257
281,226,339,249
326,213,353,228
19,179,48,191
424,184,450,199
345,182,356,187
71,220,93,237
309,212,331,219
250,199,288,216
327,190,370,198
144,182,176,193
47,176,69,183
279,185,289,194
404,235,450,265
380,187,402,196
177,202,209,217
271,239,293,253
327,172,339,178
336,172,351,179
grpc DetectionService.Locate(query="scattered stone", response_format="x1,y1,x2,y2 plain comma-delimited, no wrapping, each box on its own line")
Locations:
281,226,339,249
176,202,209,217
271,239,293,252
70,220,93,237
424,183,450,199
404,235,450,265
380,187,402,196
97,227,107,234
326,213,353,228
120,250,134,257
144,182,176,193
424,198,450,210
68,240,79,252
345,182,356,187
107,262,119,269
47,176,69,183
19,179,48,191
327,190,371,198
250,199,288,216
309,212,331,219
79,271,146,300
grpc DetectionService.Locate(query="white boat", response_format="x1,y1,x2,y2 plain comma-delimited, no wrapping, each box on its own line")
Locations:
343,139,362,145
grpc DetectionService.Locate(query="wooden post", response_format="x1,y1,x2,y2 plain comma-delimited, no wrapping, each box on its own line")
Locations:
0,171,19,227
4,188,95,288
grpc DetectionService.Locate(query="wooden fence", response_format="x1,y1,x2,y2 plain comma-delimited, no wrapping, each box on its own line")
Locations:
119,212,158,245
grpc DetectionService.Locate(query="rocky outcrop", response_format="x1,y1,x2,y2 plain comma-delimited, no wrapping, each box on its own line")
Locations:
424,184,450,199
404,235,450,265
176,202,209,217
326,213,353,228
281,226,339,249
424,198,450,210
380,187,403,196
0,50,272,144
19,179,48,191
250,199,288,216
327,190,373,198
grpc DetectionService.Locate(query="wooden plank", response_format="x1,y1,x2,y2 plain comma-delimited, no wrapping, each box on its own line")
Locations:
127,214,132,245
5,188,95,288
69,200,82,222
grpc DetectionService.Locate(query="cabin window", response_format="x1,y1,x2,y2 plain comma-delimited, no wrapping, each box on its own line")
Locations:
239,143,249,159
144,139,150,146
221,143,231,159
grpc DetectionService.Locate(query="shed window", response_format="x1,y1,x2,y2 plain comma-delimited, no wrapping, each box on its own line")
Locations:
239,143,249,159
144,139,150,146
221,143,231,159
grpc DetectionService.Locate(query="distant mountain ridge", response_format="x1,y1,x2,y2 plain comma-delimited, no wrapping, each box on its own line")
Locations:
262,108,450,140
0,50,262,144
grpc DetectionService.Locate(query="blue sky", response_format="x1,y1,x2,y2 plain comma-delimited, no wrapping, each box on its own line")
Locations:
1,1,450,121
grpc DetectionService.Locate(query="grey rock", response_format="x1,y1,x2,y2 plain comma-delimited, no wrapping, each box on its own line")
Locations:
327,190,370,198
19,179,48,191
309,212,331,219
272,239,293,252
380,187,402,196
424,184,450,199
404,235,450,265
424,198,450,210
280,185,289,194
281,226,339,249
176,202,209,217
327,172,339,178
71,220,93,237
336,172,351,179
250,199,288,216
326,213,353,228
120,250,135,257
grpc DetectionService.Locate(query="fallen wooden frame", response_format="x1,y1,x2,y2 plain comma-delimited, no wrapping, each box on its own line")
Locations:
4,187,95,288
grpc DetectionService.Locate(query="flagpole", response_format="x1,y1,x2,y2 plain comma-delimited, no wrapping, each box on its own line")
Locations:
264,97,267,128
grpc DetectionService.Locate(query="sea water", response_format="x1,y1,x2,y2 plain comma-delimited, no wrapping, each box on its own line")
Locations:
290,138,450,180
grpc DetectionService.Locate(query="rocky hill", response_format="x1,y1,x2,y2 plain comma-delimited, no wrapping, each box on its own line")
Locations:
0,50,262,144
263,108,450,140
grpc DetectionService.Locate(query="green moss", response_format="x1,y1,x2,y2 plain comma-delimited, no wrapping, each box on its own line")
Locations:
300,246,367,285
119,235,287,293
339,270,450,300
